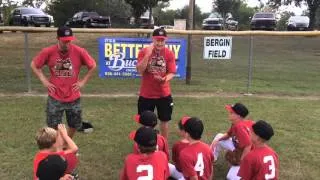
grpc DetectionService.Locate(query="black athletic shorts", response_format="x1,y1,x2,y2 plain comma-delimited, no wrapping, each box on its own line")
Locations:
138,95,173,122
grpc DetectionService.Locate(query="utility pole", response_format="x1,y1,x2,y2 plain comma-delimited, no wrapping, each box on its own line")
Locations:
186,0,195,84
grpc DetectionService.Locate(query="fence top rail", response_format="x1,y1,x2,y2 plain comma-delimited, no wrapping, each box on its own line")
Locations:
1,26,320,36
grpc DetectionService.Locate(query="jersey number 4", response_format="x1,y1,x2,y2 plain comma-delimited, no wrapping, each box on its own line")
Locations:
263,155,276,180
194,153,204,176
136,165,153,180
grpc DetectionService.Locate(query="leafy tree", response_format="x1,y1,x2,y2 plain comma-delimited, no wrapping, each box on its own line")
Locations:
1,0,19,25
100,0,132,28
175,4,203,28
277,11,295,30
152,2,171,25
22,0,48,8
235,1,257,30
268,0,320,29
124,0,169,27
47,0,105,26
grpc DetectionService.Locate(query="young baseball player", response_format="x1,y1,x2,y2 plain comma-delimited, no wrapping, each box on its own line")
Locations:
121,126,170,180
33,124,78,180
210,103,254,180
238,120,279,180
36,154,74,180
179,117,214,180
169,116,191,180
131,110,169,159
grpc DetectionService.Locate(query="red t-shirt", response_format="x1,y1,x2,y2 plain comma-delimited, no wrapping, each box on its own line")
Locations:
227,120,253,149
137,47,176,98
238,145,279,180
120,151,169,180
33,151,78,180
133,134,169,160
32,44,96,102
172,140,189,171
179,142,213,180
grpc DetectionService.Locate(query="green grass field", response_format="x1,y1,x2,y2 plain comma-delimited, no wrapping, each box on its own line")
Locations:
0,32,320,179
0,96,319,179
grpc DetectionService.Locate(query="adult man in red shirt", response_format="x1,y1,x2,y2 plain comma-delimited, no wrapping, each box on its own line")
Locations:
31,26,96,138
210,103,254,180
136,28,176,139
179,117,214,180
121,126,169,180
238,120,279,180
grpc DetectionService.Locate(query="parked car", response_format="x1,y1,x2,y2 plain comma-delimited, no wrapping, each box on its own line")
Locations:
202,12,223,30
226,17,238,31
287,16,309,31
8,7,52,27
250,12,277,30
66,11,111,28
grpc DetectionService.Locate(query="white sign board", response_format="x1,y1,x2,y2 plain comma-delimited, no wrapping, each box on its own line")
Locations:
203,37,232,59
174,19,186,30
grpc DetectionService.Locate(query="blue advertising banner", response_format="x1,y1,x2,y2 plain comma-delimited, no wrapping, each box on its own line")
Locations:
98,37,187,79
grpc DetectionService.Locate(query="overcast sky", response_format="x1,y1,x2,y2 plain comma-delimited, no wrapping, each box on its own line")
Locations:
166,0,307,15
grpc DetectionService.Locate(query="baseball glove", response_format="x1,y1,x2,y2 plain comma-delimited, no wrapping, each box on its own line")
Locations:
225,148,243,165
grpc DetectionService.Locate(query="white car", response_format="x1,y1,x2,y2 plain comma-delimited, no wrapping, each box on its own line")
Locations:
287,16,309,31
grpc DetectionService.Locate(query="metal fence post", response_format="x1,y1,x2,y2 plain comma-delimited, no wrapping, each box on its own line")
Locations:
246,35,254,95
24,32,31,93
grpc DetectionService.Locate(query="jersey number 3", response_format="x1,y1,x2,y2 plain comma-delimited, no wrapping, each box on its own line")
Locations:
194,153,204,176
136,165,153,180
263,155,276,180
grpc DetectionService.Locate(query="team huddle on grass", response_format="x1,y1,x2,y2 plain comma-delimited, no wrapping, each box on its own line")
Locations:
31,26,279,180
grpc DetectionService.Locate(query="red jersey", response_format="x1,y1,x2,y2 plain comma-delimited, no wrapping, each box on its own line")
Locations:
227,120,253,149
137,47,176,98
120,151,169,180
133,134,169,160
33,44,96,102
33,151,78,180
172,140,189,171
238,145,279,180
179,142,213,180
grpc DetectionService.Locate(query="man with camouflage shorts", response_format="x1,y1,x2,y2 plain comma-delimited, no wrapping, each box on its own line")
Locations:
31,26,96,138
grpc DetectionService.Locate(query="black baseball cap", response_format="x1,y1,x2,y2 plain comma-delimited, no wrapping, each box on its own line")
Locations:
134,110,158,127
183,117,204,140
130,126,157,147
57,26,75,41
252,120,274,141
36,154,67,180
225,103,249,118
152,28,167,40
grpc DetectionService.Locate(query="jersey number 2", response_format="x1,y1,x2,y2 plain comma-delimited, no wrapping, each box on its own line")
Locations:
136,165,153,180
263,155,276,180
194,153,204,176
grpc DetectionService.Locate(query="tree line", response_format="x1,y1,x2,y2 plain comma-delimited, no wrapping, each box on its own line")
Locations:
0,0,319,30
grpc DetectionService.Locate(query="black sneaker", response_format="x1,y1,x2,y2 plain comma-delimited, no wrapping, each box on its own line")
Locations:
78,121,94,133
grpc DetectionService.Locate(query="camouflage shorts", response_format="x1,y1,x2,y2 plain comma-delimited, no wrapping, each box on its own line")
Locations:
46,96,82,130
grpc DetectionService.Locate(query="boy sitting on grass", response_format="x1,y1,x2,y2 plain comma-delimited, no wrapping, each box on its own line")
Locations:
33,124,78,180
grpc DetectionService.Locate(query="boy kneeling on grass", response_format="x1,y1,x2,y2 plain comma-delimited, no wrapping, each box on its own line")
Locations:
33,124,79,180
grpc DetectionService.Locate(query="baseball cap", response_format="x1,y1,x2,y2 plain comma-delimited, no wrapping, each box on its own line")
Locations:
252,120,274,141
36,154,67,180
183,117,204,140
225,103,249,118
134,111,157,127
152,28,167,40
130,126,157,147
57,26,75,41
